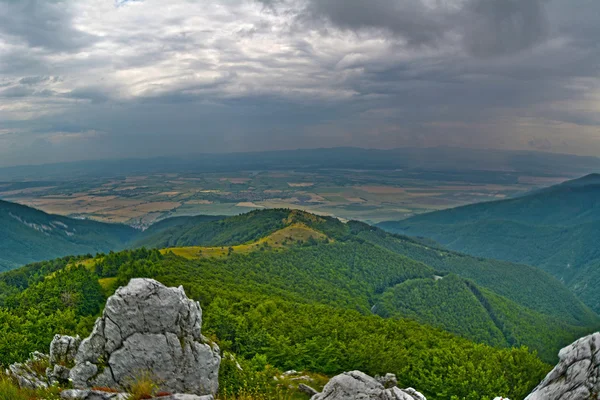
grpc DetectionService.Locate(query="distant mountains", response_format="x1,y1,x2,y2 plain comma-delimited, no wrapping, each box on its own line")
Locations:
379,173,600,313
0,200,137,272
2,147,600,181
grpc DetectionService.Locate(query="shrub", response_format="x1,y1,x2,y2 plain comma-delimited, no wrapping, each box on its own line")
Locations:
0,377,28,400
126,371,159,400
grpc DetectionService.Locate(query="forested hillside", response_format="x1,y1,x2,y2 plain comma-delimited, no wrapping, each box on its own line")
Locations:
2,205,599,369
0,249,549,400
379,174,600,312
127,209,600,360
3,208,597,362
0,200,137,272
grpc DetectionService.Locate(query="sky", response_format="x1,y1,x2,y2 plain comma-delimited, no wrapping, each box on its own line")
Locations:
0,0,599,166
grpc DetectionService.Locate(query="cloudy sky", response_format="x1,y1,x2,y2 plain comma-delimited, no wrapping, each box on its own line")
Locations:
0,0,599,166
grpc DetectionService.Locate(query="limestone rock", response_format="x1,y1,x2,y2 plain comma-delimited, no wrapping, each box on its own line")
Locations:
60,389,129,400
50,334,81,365
311,371,426,400
377,373,399,388
70,278,220,396
8,351,50,390
298,383,319,396
47,364,71,385
526,332,600,400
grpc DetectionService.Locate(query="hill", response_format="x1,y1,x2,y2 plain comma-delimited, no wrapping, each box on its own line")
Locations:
0,204,598,364
0,252,550,400
0,200,137,272
129,209,600,361
378,174,600,312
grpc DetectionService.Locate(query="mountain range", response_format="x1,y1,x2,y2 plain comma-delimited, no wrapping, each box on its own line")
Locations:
2,147,600,181
379,173,600,313
0,199,136,271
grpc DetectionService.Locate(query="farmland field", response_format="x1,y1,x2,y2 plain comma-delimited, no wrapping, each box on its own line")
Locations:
0,167,570,227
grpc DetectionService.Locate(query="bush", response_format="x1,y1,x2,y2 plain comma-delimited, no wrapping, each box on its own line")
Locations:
126,371,160,400
0,377,28,400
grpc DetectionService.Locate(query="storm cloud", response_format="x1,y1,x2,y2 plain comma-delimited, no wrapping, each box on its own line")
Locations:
0,0,599,166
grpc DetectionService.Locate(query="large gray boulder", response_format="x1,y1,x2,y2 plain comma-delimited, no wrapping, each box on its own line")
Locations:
70,278,221,396
526,332,600,400
311,371,426,400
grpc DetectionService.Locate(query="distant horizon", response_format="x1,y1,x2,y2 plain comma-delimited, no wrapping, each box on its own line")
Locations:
2,145,600,169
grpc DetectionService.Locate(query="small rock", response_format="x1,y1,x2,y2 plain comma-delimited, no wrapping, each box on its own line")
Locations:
376,373,398,388
47,364,71,385
290,375,312,381
298,383,319,396
50,334,81,365
311,371,426,400
8,352,50,390
60,389,129,400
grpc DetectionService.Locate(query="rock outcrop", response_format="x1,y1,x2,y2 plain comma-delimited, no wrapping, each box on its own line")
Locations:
8,333,81,390
8,351,51,390
70,278,221,397
311,371,426,400
60,389,130,400
60,390,214,400
50,334,81,365
526,332,600,400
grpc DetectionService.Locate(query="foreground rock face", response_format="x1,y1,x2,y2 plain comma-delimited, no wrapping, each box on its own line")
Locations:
311,371,426,400
60,390,214,400
70,278,221,396
526,332,600,400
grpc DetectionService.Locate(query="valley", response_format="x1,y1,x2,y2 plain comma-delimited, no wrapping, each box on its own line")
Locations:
0,166,574,228
2,147,597,228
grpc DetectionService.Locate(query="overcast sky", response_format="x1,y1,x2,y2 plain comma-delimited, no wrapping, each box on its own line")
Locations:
0,0,599,166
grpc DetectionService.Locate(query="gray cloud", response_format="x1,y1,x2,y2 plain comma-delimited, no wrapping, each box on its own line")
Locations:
0,0,600,166
302,0,550,57
0,0,97,51
305,0,451,46
463,0,549,57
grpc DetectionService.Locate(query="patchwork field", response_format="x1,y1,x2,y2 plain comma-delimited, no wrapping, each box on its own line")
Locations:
0,168,570,227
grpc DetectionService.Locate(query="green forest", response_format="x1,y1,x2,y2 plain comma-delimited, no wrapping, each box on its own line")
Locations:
1,208,599,399
0,250,549,400
379,174,600,313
